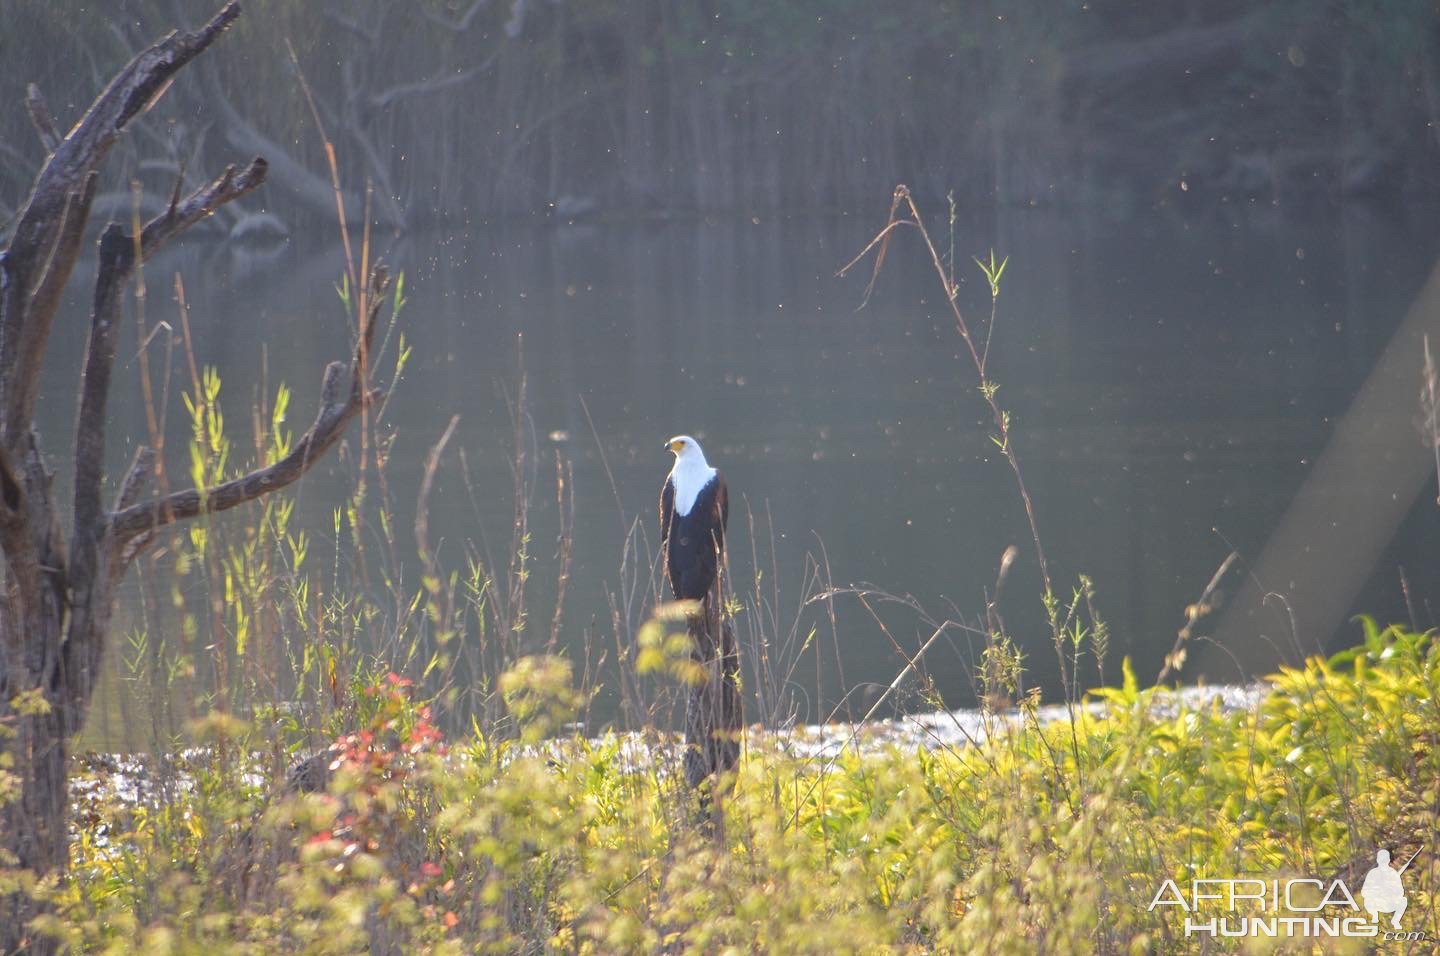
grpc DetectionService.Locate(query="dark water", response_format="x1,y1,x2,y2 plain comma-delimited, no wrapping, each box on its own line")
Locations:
41,198,1440,739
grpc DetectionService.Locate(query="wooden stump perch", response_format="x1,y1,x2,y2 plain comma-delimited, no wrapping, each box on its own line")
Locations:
682,578,742,795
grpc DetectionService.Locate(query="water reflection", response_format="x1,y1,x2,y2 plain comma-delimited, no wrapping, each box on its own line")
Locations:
43,201,1440,740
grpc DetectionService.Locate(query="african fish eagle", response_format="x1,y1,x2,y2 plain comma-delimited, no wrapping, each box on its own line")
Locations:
660,435,729,603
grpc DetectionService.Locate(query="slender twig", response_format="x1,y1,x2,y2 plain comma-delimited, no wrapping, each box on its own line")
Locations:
1157,551,1240,684
548,448,575,652
24,84,60,151
286,37,356,293
981,286,999,376
1422,335,1439,505
835,211,912,311
842,186,1056,671
579,394,628,541
370,55,498,111
416,414,461,582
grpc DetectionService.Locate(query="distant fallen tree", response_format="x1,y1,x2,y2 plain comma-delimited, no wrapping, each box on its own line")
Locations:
0,3,392,950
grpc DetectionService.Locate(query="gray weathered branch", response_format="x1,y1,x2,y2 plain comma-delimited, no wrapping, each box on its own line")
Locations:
108,265,390,545
69,159,267,606
25,84,60,152
0,0,243,449
370,57,496,111
2,173,98,446
142,157,268,255
113,446,156,513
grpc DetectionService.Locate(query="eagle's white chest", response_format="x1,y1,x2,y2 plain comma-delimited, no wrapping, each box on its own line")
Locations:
670,461,716,516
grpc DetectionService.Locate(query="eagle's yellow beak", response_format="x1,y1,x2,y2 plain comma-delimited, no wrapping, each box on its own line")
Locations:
667,439,684,454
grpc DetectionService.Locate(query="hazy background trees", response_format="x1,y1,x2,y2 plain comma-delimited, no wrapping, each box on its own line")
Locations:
3,0,1436,235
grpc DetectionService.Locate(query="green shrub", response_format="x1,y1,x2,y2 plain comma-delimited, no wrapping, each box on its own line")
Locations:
42,623,1438,952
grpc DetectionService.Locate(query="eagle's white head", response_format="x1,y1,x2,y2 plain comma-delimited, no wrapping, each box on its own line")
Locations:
666,435,709,466
665,435,716,515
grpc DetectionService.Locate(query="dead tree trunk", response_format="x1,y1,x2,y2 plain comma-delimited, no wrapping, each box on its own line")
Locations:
682,578,742,802
0,4,392,950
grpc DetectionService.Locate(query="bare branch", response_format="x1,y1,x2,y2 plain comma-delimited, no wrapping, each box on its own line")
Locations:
352,262,390,398
67,226,132,598
6,0,242,261
165,159,188,217
69,159,266,600
370,57,496,111
423,0,489,32
25,85,60,152
319,360,345,408
835,210,912,312
118,529,155,567
2,0,243,443
110,384,378,543
101,447,158,579
108,266,390,543
416,414,461,580
112,446,155,513
141,157,267,257
3,173,98,445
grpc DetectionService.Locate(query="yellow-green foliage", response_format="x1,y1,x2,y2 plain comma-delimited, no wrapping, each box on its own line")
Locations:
42,622,1440,953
